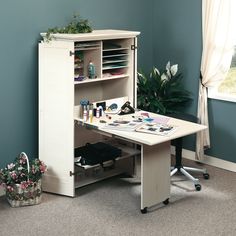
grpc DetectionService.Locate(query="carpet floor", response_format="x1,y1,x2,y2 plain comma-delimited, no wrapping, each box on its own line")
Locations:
0,158,235,236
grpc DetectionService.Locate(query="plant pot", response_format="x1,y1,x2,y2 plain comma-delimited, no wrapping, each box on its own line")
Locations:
6,179,42,207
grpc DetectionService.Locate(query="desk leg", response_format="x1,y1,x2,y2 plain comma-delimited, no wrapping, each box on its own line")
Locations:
141,141,171,213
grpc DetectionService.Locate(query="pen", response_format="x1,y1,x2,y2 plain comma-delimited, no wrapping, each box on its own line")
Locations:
160,127,173,132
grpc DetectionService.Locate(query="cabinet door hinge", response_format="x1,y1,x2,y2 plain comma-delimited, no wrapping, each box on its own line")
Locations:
131,45,137,50
70,51,75,56
69,171,75,176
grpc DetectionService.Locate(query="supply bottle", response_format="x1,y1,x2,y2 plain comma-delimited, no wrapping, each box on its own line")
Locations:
96,107,100,118
83,106,88,122
89,104,93,123
88,61,95,79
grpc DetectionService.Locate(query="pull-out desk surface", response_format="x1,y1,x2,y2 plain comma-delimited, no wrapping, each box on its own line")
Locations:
74,111,207,213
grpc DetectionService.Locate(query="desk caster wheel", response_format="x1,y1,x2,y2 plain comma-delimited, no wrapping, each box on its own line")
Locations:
141,207,147,214
195,184,201,191
163,198,169,205
203,173,209,179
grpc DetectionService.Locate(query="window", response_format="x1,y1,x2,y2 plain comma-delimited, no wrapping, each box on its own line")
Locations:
218,46,236,93
208,35,236,103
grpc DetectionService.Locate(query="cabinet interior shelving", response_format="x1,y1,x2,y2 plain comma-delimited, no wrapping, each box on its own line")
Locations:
39,30,140,197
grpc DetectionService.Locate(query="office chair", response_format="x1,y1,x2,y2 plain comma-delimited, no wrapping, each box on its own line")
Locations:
170,113,209,191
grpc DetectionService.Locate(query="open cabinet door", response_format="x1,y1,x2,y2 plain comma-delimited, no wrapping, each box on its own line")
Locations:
39,41,75,197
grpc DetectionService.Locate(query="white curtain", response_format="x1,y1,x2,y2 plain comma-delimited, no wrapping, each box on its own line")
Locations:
196,0,236,160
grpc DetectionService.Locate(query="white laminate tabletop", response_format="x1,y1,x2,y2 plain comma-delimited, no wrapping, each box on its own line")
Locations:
74,111,207,146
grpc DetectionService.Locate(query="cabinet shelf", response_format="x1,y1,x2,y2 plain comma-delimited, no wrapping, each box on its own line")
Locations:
75,42,100,51
102,53,128,58
103,47,129,52
103,59,128,64
74,66,83,69
74,152,133,170
75,144,140,170
74,74,129,85
74,143,140,189
75,47,100,51
74,167,127,189
102,65,128,70
102,45,129,78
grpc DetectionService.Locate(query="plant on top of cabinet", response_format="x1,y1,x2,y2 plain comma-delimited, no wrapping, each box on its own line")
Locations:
45,13,92,41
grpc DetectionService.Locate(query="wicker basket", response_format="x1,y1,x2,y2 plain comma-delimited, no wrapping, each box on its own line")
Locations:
5,152,42,207
6,180,42,207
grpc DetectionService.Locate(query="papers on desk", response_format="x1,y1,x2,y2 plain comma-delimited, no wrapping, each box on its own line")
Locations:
102,119,177,136
97,110,178,136
102,119,143,132
135,122,177,136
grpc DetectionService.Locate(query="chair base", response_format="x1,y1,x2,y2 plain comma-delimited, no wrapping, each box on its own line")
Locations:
169,113,210,191
171,165,209,191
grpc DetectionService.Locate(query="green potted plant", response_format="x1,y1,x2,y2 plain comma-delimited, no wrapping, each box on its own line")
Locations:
0,152,47,207
45,13,92,41
137,61,192,115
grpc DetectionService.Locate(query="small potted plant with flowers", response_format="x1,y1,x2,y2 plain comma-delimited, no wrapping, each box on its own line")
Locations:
0,152,47,207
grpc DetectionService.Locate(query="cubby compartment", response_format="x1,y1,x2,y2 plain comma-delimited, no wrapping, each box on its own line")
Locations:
73,133,140,188
102,39,132,79
74,41,101,81
74,144,138,188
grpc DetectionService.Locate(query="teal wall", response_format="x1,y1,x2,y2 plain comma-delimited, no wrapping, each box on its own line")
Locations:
0,0,153,167
153,0,236,163
153,0,202,114
0,0,235,167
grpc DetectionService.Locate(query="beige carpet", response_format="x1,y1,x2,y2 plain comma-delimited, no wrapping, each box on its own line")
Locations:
0,158,236,236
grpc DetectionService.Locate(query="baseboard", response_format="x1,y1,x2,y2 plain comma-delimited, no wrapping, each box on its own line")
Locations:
171,146,236,173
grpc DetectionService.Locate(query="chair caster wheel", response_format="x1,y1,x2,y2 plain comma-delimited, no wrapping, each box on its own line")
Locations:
141,207,147,214
163,198,169,205
203,173,210,179
195,184,201,191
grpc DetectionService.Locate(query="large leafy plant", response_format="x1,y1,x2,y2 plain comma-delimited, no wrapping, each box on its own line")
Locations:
137,62,192,115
